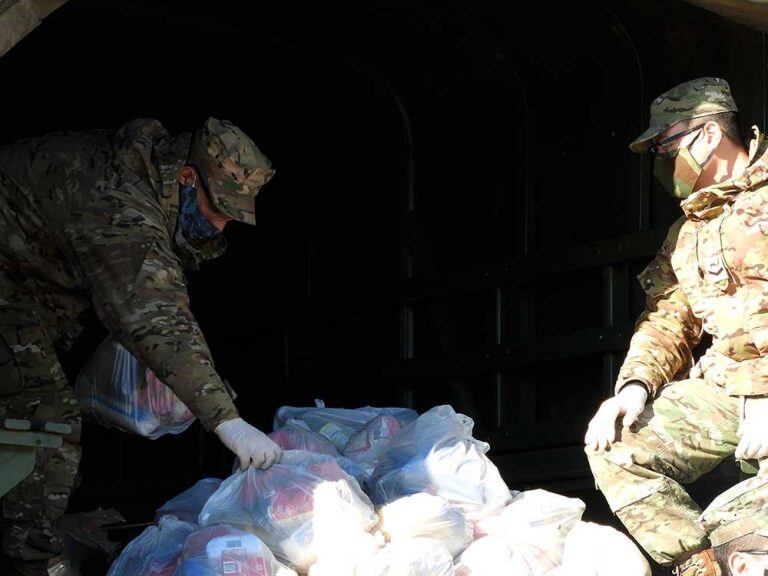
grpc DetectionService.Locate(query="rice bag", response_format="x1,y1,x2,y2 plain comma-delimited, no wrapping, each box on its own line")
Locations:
107,516,195,576
377,494,472,558
198,451,378,571
76,337,195,439
154,478,223,524
369,406,510,521
175,524,297,576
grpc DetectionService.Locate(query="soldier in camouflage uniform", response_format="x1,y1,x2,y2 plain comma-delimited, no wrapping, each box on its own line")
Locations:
702,474,768,575
0,117,281,575
584,78,768,576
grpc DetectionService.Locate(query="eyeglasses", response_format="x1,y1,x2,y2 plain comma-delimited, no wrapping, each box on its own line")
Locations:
648,125,703,156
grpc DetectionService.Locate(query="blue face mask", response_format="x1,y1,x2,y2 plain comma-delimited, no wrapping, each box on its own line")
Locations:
179,183,221,240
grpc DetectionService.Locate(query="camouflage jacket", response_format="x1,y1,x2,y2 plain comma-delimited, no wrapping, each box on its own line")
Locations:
0,119,238,431
618,129,768,398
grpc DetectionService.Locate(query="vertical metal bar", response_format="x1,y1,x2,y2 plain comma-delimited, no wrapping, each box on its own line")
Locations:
399,306,416,408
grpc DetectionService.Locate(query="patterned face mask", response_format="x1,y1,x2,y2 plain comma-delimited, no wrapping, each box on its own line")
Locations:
179,182,221,240
652,129,717,199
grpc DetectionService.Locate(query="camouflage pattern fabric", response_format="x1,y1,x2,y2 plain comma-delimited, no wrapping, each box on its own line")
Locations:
630,77,738,153
616,128,768,398
590,79,768,567
0,118,273,569
586,378,741,565
700,473,768,547
187,117,275,226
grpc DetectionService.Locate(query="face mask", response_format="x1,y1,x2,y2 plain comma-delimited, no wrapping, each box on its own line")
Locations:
652,130,717,199
179,183,221,240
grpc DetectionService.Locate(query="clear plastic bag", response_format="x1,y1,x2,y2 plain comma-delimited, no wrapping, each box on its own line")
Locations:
454,535,558,576
154,478,223,524
369,406,511,521
473,489,585,549
269,421,341,456
559,521,651,576
343,414,402,483
198,451,378,572
175,524,298,576
76,337,195,439
358,538,456,576
377,494,473,558
107,516,196,576
273,401,418,451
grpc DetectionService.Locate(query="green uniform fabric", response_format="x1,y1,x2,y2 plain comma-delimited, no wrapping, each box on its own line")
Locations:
589,128,768,565
700,473,768,547
0,118,250,570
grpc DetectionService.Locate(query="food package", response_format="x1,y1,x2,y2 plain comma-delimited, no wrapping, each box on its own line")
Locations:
198,451,378,571
369,406,510,521
154,478,223,524
76,337,195,439
274,401,418,451
343,415,402,484
377,494,472,558
175,524,297,576
107,516,195,576
454,535,558,576
558,521,651,576
269,422,341,456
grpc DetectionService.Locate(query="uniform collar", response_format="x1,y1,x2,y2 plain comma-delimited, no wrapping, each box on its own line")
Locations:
680,127,768,221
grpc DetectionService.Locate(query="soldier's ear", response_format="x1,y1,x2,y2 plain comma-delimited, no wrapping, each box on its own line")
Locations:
728,551,749,574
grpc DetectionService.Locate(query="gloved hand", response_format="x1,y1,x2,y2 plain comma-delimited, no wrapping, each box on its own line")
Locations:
214,417,283,470
735,396,768,462
585,382,648,451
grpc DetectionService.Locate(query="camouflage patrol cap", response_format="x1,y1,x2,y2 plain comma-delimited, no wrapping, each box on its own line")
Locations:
187,117,276,225
699,473,768,547
630,77,738,153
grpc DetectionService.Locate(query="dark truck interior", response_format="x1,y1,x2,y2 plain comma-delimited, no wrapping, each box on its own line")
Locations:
2,1,767,573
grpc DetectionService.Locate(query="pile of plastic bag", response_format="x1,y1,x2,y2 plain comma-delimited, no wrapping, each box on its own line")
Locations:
108,403,651,576
76,337,195,439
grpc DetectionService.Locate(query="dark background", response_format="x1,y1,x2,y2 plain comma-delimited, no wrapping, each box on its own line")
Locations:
2,1,767,572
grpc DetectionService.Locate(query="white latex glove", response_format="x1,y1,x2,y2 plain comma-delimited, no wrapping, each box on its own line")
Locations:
585,382,648,451
214,417,283,470
735,396,768,462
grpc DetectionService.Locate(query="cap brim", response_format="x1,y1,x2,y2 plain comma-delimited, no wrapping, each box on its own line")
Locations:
629,125,665,153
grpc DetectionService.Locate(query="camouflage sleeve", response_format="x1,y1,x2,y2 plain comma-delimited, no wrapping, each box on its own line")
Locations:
615,222,703,397
65,215,239,432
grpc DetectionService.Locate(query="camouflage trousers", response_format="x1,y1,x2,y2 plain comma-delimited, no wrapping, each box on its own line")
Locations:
586,378,741,566
0,267,82,575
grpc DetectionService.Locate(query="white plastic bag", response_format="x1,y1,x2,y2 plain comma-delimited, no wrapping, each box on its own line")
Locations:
154,478,222,524
369,406,510,521
377,494,473,558
107,516,195,576
76,337,195,439
454,535,557,576
198,451,378,572
559,521,651,576
358,538,456,576
175,524,297,576
474,489,584,547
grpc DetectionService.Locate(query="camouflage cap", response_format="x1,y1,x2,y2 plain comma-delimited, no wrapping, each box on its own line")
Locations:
630,77,738,153
699,473,768,547
187,117,276,225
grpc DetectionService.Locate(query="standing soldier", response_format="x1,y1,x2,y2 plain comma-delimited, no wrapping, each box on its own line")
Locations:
0,117,283,575
584,78,768,576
